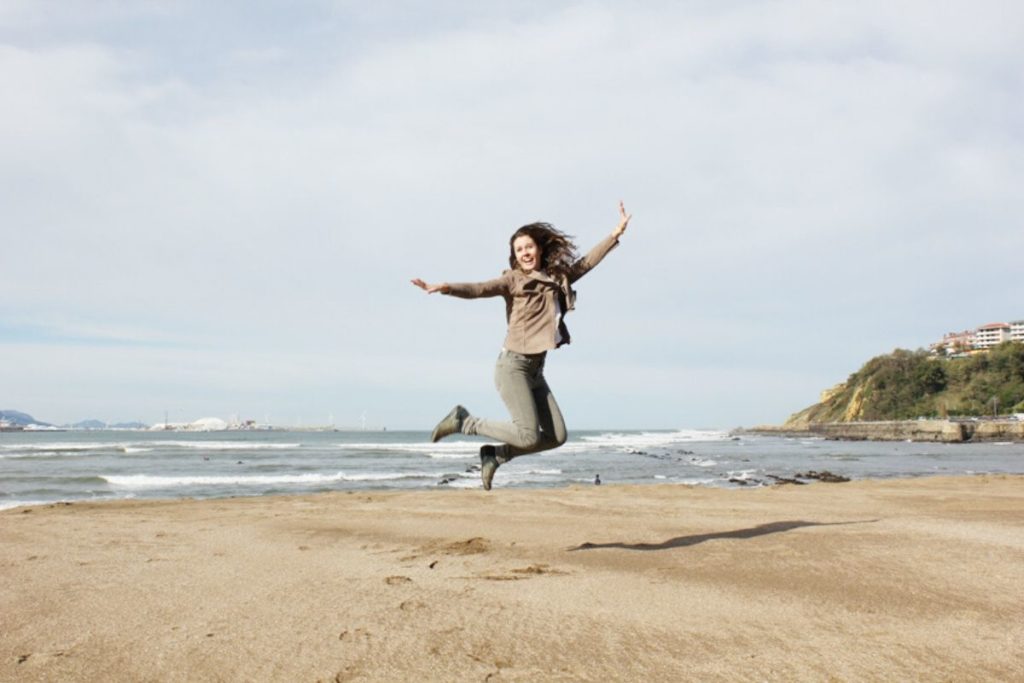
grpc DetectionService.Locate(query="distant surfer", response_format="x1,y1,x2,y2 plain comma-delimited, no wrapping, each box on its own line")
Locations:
412,202,632,490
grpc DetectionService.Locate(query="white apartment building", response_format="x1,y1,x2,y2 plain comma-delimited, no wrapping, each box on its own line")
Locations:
974,323,1011,349
932,330,976,355
931,319,1023,355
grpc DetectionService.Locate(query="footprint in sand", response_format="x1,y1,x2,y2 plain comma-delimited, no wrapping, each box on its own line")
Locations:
338,628,371,642
476,564,569,581
442,537,491,555
406,537,491,561
510,563,566,576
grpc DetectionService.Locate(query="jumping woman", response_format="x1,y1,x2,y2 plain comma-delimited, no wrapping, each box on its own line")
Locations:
411,201,632,490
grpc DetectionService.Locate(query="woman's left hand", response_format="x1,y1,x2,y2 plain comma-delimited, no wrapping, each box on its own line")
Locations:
612,200,632,239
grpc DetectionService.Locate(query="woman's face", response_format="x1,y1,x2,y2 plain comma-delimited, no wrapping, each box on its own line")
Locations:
513,234,541,273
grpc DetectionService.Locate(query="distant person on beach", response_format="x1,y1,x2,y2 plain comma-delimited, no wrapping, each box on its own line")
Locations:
412,202,632,490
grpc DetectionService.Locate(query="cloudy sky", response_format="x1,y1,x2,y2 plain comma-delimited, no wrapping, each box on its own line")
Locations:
2,1,1021,429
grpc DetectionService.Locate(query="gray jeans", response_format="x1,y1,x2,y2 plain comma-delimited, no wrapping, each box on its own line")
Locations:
462,349,567,460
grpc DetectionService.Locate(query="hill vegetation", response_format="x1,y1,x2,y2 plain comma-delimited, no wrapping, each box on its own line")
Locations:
785,342,1024,427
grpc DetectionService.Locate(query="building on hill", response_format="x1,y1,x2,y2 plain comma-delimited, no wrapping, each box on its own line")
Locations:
930,320,1023,357
930,330,977,356
975,323,1012,349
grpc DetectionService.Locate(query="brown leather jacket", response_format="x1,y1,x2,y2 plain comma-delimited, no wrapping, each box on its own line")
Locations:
445,234,620,354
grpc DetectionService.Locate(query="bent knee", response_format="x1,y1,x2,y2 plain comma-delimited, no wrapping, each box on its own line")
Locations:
538,430,567,451
511,428,543,450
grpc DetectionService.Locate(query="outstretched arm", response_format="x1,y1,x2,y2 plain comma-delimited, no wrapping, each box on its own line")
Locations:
411,278,451,294
567,201,632,283
611,200,632,240
411,275,509,299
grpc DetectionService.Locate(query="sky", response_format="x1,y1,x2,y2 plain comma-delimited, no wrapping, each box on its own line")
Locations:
1,1,1022,429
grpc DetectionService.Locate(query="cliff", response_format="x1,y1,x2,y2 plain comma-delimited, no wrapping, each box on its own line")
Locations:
757,342,1024,443
784,343,1024,428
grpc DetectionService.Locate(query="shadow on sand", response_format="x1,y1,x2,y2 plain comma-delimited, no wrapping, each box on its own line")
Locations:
568,519,878,552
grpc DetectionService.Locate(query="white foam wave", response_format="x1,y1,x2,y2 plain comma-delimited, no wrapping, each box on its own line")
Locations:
333,437,731,458
689,458,718,467
174,441,301,450
725,469,759,481
1,443,156,456
100,470,444,489
335,442,482,458
444,477,482,489
579,429,730,448
427,444,489,459
0,500,47,511
494,467,567,485
103,472,342,489
340,471,437,482
0,442,123,452
0,450,95,459
675,477,720,486
0,498,114,511
6,441,302,454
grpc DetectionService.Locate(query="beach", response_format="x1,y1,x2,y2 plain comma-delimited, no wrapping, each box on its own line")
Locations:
2,475,1022,681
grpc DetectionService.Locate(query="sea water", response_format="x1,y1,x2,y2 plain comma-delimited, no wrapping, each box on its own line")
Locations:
2,429,1023,510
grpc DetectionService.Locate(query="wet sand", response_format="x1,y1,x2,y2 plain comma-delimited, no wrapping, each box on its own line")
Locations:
2,475,1023,681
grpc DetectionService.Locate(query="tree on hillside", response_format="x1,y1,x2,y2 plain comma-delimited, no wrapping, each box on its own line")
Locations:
788,342,1024,425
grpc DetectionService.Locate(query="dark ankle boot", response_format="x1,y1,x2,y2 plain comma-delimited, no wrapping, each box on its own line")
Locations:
431,405,469,443
480,445,501,491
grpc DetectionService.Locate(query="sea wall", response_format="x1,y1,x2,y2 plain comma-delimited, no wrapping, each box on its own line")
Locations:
967,420,1024,442
809,420,965,442
808,420,1024,443
740,420,1024,443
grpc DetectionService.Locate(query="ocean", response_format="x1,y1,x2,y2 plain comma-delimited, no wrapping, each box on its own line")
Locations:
2,428,1023,510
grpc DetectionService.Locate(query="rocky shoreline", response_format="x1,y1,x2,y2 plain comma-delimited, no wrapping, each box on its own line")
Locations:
738,419,1024,443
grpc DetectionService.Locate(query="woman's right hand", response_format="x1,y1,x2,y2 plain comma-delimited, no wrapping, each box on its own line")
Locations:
411,278,450,294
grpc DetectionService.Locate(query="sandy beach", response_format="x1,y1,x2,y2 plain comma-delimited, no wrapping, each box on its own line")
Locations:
2,475,1023,682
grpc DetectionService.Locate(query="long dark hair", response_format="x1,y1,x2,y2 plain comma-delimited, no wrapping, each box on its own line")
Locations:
508,222,578,279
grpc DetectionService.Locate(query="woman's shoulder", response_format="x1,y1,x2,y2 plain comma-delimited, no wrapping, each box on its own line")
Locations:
501,268,531,294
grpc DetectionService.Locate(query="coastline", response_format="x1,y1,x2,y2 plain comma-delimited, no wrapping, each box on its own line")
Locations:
3,476,1023,681
738,418,1024,443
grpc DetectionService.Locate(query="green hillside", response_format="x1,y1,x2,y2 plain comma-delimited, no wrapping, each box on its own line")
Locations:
785,342,1024,427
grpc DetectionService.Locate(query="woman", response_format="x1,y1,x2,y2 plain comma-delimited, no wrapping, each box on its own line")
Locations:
412,201,632,490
